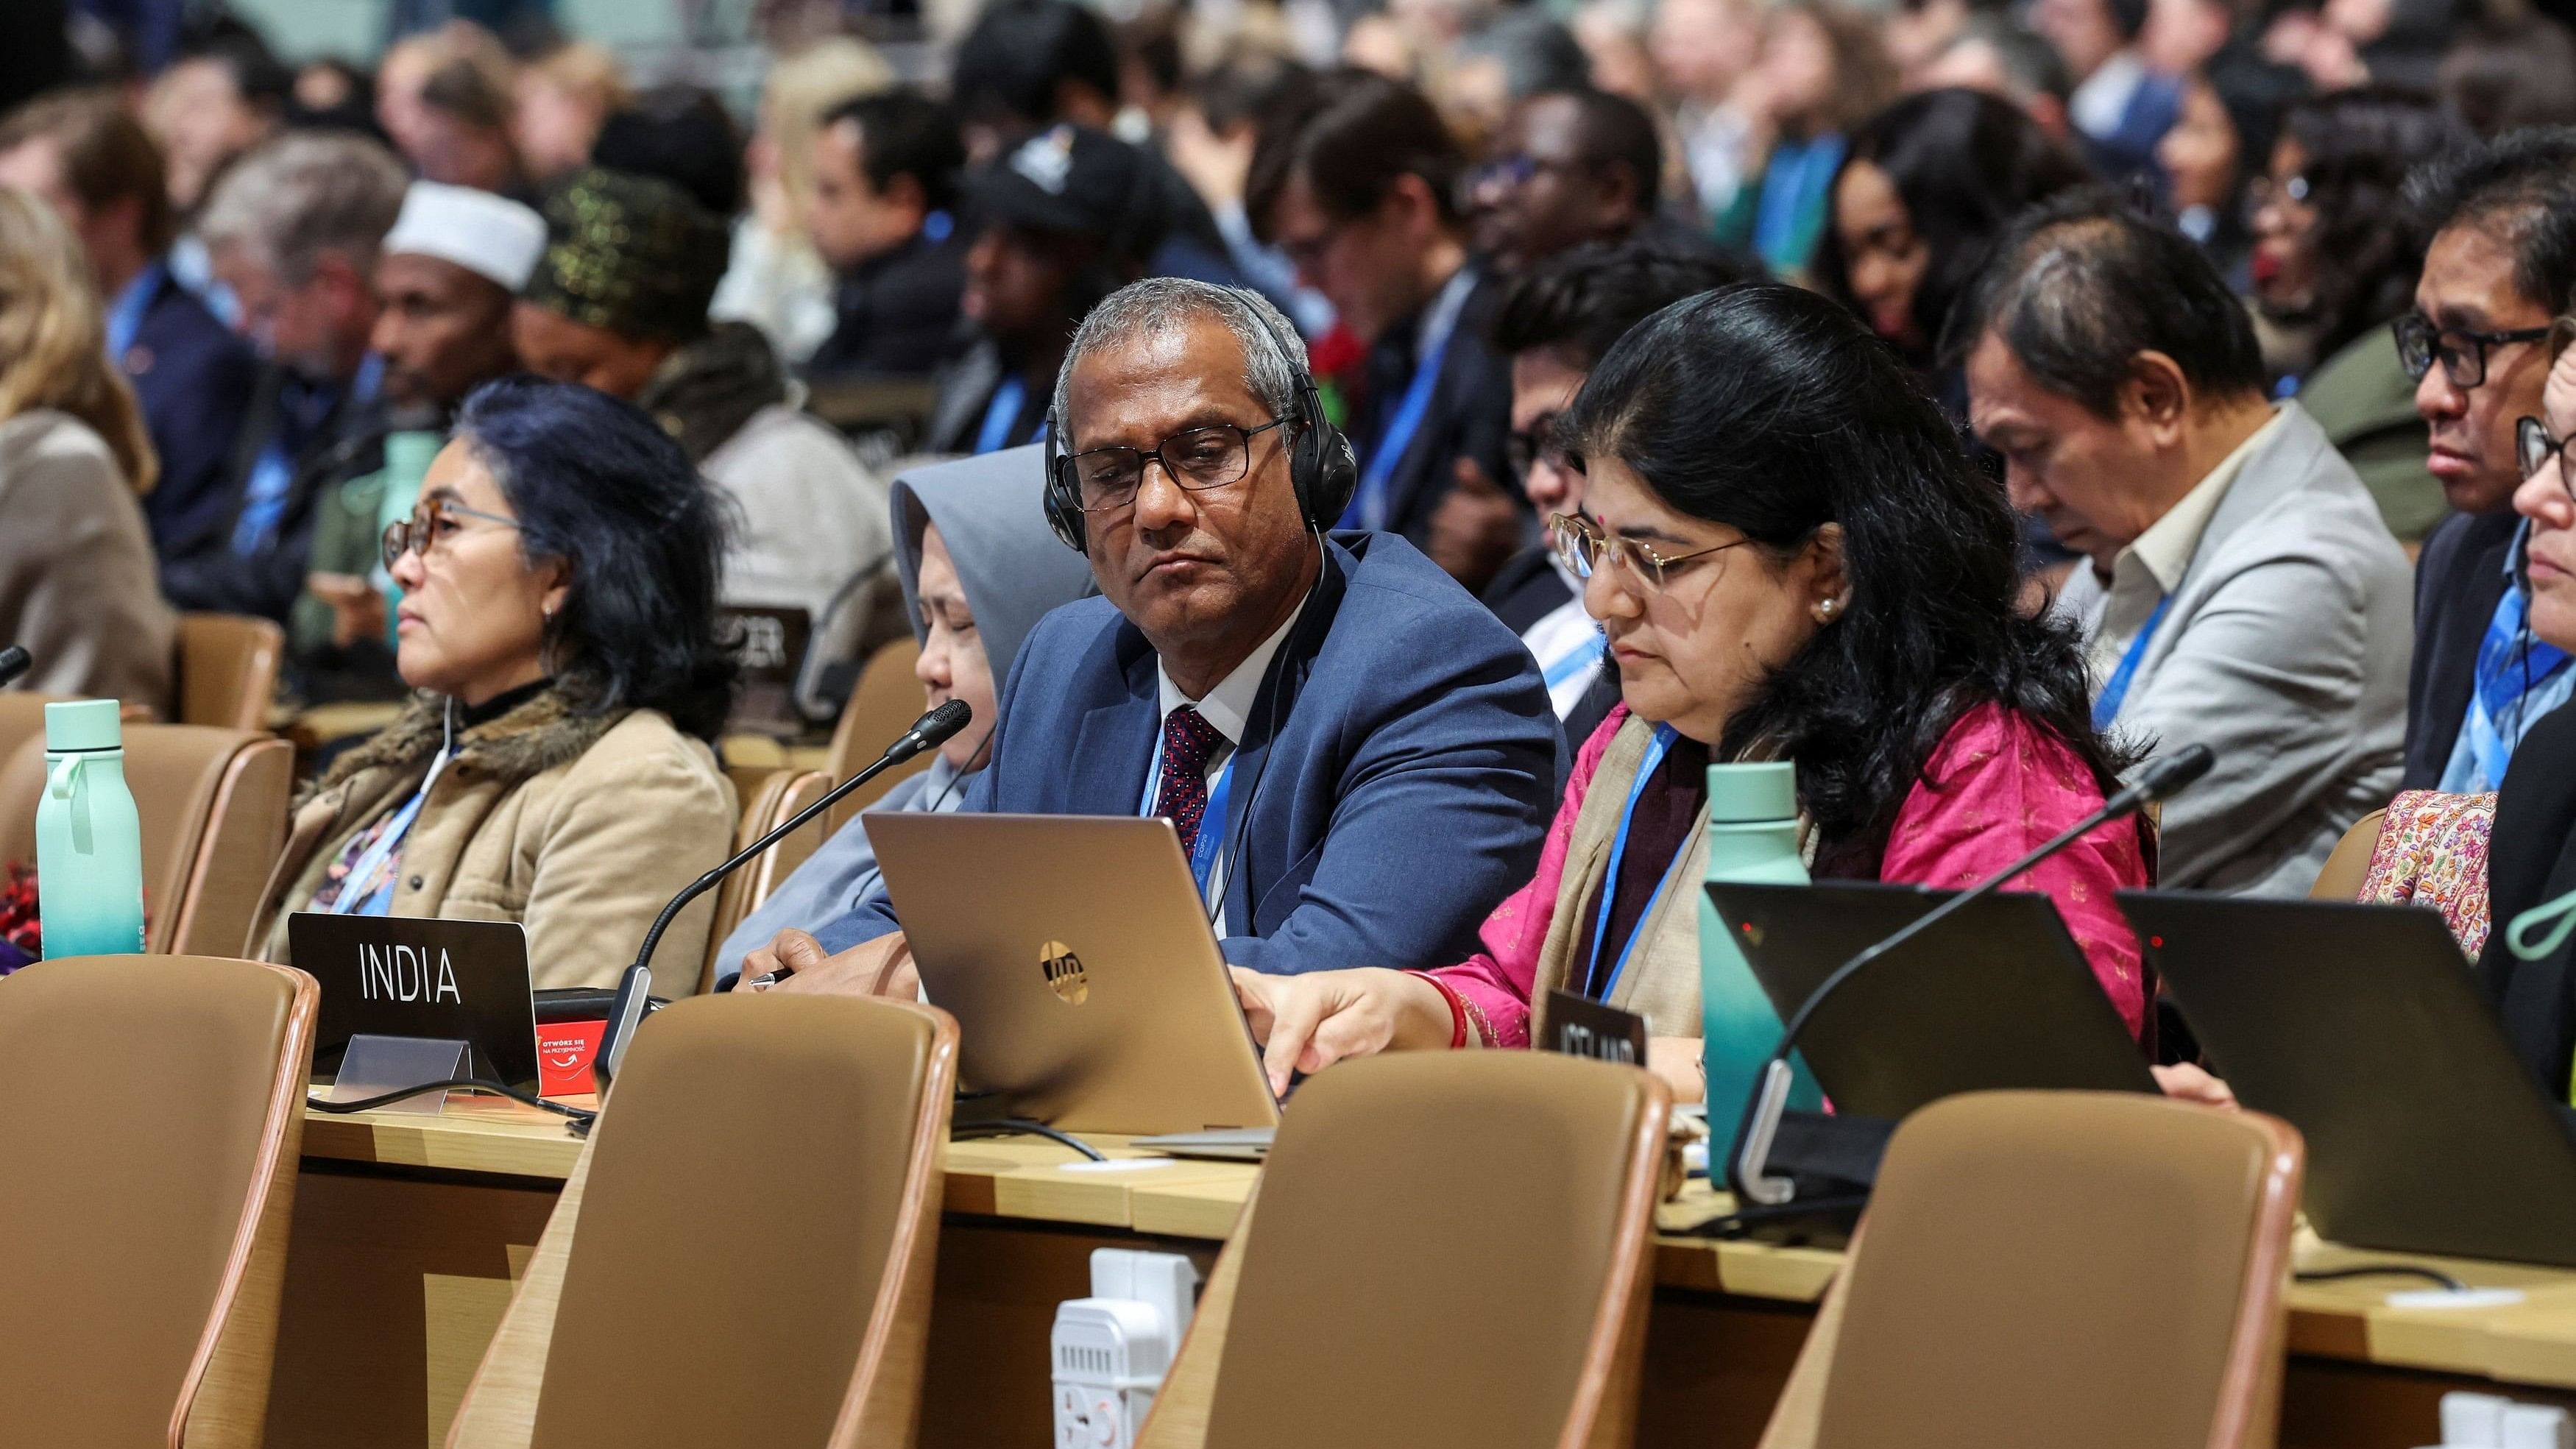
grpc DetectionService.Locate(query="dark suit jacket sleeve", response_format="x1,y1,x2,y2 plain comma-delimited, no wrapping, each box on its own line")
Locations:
1217,600,1557,975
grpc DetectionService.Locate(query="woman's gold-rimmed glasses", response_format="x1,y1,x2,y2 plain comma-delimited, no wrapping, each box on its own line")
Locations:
1551,512,1750,593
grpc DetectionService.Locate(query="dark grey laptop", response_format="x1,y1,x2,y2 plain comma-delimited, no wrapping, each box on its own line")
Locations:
1705,880,2157,1120
2120,891,2576,1267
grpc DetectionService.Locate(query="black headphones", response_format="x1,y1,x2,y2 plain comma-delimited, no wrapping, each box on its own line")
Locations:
1041,289,1359,553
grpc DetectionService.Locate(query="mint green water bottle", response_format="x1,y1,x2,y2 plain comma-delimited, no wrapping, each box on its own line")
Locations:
1699,761,1821,1155
35,700,146,957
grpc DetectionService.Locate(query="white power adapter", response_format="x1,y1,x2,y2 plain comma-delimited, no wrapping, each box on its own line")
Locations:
1052,1249,1202,1449
2426,1392,2574,1449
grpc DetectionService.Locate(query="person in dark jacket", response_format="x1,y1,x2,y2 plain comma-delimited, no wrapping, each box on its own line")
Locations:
2396,129,2576,791
0,89,258,561
166,130,408,625
1250,69,1516,592
803,89,970,380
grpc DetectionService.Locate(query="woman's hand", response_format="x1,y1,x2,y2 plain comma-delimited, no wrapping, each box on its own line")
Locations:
2151,1062,2239,1109
1229,966,1457,1096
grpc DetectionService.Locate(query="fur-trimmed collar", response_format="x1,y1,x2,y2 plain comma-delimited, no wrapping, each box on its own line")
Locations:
308,688,629,803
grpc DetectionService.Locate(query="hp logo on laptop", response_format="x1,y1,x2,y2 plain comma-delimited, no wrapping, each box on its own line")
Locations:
1039,940,1088,1005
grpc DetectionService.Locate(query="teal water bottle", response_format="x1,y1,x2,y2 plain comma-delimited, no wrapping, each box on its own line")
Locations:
375,429,442,649
1699,761,1821,1154
35,700,146,957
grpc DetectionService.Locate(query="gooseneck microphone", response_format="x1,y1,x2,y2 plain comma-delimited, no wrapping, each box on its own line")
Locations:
593,699,974,1087
1726,743,2216,1208
0,647,30,688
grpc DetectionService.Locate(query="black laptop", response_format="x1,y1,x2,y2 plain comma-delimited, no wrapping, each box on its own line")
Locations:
2120,891,2576,1268
1705,881,2156,1121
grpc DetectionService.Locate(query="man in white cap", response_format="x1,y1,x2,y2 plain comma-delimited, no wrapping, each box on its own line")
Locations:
290,180,546,701
371,180,545,412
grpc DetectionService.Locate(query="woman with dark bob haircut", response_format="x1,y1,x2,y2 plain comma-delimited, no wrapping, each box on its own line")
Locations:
1232,285,2151,1102
247,376,743,996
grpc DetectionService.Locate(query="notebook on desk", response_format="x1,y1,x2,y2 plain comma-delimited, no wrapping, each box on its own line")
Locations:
1705,880,2157,1120
2121,891,2576,1268
869,812,1281,1140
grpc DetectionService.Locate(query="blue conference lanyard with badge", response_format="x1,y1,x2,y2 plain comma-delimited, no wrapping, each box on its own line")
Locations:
1583,723,1688,1003
2091,593,2173,731
105,261,162,366
1340,272,1474,532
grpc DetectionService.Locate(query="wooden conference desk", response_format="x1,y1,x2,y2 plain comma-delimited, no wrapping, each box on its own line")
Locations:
269,1095,2576,1449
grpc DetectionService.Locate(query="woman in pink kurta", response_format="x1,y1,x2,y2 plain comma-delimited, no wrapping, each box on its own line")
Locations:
1231,283,2153,1100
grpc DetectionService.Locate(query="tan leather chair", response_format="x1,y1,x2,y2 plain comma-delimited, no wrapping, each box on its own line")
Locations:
826,636,930,832
1137,1052,1671,1449
174,614,284,733
0,954,317,1448
0,725,291,955
445,993,959,1449
2309,809,2388,902
1757,1091,2304,1449
0,691,70,773
698,767,840,991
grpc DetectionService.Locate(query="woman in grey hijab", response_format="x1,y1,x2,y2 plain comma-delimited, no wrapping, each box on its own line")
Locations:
714,445,1094,985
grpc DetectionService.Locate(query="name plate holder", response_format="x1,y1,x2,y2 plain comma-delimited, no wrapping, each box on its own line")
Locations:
1541,989,1649,1067
326,1033,474,1116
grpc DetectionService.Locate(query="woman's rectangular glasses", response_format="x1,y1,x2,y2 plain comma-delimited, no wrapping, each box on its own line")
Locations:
381,497,523,570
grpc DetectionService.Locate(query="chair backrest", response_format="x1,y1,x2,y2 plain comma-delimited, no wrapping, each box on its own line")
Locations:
0,955,316,1448
826,637,930,832
445,993,959,1449
0,692,70,776
2309,809,2388,902
174,615,284,734
696,768,836,992
1140,1052,1670,1449
0,727,291,954
1776,1091,2303,1449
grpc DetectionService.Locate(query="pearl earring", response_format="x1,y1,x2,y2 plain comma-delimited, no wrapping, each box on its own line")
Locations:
1816,598,1839,621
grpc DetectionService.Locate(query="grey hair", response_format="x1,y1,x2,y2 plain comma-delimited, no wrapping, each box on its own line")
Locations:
1051,278,1309,447
198,132,408,284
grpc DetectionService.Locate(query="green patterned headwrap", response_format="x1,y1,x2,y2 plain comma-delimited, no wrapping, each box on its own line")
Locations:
523,167,730,343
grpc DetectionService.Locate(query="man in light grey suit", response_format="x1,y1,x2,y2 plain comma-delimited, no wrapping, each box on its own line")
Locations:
1956,196,2412,896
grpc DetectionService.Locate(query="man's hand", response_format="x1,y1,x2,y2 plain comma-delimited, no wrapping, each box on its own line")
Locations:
308,573,386,649
740,929,919,999
1426,458,1524,596
1230,966,1454,1096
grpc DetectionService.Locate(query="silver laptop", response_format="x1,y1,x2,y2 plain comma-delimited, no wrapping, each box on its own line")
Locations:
867,812,1282,1140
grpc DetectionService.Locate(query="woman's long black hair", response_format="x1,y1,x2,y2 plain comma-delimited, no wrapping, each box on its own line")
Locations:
2275,86,2465,365
452,375,739,741
1558,282,2133,877
1811,88,2090,367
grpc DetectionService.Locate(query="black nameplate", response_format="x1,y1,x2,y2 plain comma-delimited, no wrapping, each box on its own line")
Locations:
1542,988,1648,1067
290,913,541,1088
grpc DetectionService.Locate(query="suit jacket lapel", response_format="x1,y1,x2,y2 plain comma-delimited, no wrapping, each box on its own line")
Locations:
1070,637,1160,816
1218,539,1351,931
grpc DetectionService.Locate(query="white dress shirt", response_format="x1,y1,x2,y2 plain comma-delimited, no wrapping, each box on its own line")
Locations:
1141,605,1303,933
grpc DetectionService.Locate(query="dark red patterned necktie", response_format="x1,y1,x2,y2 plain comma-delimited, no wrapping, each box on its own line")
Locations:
1151,706,1226,859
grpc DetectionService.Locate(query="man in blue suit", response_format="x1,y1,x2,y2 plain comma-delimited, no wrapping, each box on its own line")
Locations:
0,90,256,553
740,277,1560,993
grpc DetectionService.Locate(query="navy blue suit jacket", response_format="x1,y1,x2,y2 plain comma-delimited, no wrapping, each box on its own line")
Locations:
815,531,1562,974
123,267,258,553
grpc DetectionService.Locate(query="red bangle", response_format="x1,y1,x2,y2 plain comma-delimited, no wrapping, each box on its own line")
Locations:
1418,973,1470,1049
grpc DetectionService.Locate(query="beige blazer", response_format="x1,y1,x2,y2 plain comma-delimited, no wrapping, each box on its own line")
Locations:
247,690,737,998
0,410,174,713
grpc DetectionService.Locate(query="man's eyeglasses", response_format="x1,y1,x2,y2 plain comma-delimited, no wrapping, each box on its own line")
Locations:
2395,313,2554,390
1551,512,1749,593
1058,419,1290,513
381,496,523,571
1467,152,1582,194
2520,416,2572,495
1507,412,1568,481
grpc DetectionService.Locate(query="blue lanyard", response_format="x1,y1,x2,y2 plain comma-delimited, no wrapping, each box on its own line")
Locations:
2092,592,2173,730
1542,634,1604,689
324,771,436,915
1140,745,1238,896
105,261,162,364
1342,281,1469,531
975,375,1026,455
1584,724,1685,1002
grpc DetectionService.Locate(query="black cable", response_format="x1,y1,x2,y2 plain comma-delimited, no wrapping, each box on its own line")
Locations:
308,1077,597,1124
2294,1264,2471,1293
950,1119,1108,1161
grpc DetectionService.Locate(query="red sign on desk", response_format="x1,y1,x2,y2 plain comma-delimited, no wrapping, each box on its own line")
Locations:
538,1019,605,1098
